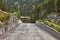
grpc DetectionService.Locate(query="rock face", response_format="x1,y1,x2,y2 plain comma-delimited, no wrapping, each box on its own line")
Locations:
47,13,60,24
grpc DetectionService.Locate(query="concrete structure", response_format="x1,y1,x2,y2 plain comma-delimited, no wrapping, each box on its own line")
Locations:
0,14,19,35
0,23,57,40
36,21,60,40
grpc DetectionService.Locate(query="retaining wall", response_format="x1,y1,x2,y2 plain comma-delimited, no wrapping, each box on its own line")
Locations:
0,22,19,36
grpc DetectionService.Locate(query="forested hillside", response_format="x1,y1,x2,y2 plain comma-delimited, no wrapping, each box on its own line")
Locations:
0,0,44,16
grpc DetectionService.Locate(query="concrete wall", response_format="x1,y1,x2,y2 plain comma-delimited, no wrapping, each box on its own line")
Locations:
0,15,19,35
36,21,60,40
0,23,16,35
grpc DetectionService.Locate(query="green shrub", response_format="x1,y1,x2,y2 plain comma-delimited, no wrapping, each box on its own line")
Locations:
0,12,10,22
53,27,60,32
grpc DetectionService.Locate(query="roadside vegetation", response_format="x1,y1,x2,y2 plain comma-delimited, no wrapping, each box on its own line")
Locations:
30,0,60,32
0,11,10,28
0,0,60,32
39,20,60,32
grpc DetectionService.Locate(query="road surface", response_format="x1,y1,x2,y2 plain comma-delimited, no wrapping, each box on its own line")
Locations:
0,23,57,40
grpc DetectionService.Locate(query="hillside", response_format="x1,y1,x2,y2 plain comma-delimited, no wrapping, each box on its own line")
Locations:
2,0,44,16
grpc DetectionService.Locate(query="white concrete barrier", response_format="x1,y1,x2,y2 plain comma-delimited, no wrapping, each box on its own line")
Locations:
36,21,60,40
0,28,3,35
2,28,5,34
8,26,10,30
0,21,21,35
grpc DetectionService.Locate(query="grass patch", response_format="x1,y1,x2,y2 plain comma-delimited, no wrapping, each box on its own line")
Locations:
45,21,60,32
39,20,60,32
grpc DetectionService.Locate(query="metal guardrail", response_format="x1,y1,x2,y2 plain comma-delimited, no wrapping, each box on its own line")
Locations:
36,21,60,40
